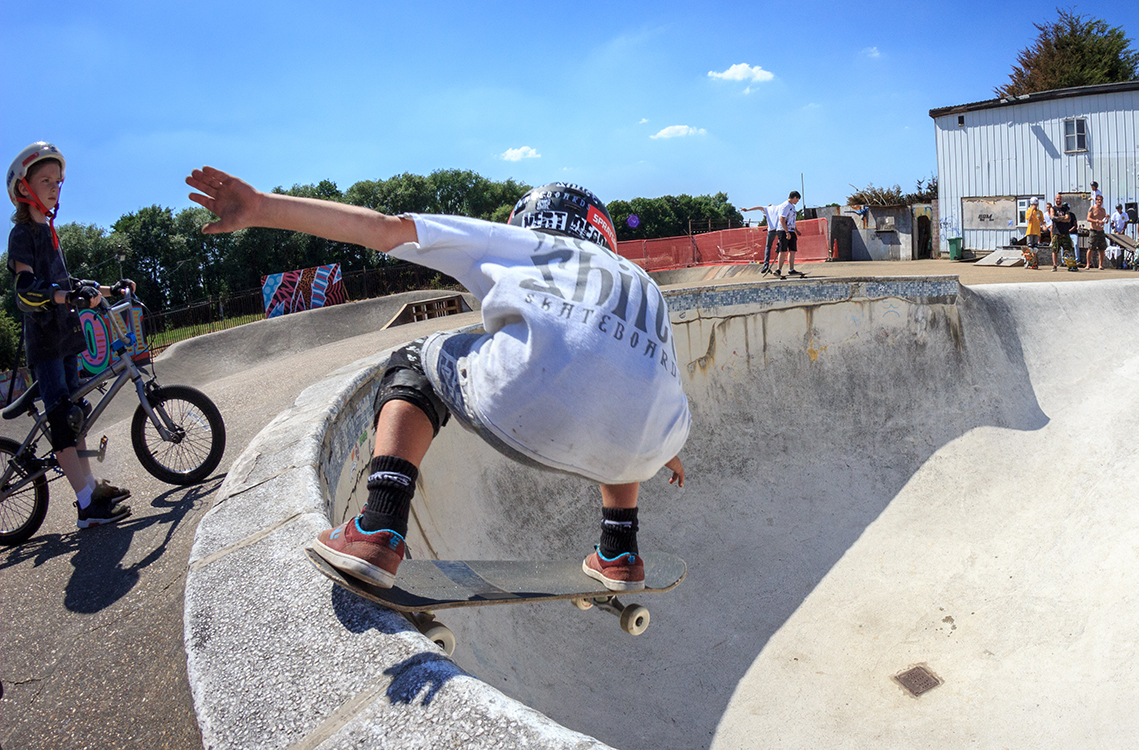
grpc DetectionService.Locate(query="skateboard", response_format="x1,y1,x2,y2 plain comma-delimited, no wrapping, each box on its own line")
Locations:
304,547,687,655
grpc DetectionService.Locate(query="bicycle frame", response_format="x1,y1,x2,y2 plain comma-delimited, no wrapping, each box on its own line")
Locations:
0,292,172,492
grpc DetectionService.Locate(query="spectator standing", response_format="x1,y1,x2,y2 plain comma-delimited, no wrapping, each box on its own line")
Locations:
1110,203,1131,236
1025,197,1043,255
1086,195,1108,269
1050,200,1076,272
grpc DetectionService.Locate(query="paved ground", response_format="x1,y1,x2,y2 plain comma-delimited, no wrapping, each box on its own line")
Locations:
0,291,473,750
1,259,1135,749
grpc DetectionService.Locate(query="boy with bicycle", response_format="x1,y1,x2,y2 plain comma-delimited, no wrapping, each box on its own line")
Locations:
6,142,132,528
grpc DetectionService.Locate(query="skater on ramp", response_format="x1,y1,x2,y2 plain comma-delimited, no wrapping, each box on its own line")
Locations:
185,167,689,593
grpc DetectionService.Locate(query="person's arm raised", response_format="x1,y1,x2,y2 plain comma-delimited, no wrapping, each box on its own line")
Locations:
185,166,417,253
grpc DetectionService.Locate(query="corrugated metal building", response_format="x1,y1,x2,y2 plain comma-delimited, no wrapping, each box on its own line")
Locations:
930,81,1139,254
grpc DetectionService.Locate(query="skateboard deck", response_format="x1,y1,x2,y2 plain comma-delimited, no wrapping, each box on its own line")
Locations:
762,267,810,280
304,546,686,612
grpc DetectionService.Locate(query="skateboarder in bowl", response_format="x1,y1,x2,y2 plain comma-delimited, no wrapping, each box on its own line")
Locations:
186,168,690,592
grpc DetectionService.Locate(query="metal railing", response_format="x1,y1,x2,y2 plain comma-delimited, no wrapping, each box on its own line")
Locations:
142,264,461,356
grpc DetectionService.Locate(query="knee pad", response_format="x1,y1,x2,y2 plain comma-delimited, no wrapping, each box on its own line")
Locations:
46,401,80,451
373,365,450,437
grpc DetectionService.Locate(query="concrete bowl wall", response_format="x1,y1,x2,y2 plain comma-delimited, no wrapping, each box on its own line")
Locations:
186,276,1139,748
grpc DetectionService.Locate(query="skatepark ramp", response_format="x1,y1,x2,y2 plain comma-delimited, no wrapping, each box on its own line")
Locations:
185,276,1139,748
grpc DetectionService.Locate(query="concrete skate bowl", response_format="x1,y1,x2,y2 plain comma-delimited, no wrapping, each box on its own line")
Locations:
186,276,1139,749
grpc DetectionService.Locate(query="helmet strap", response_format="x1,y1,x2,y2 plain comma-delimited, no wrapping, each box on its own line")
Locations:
17,176,61,250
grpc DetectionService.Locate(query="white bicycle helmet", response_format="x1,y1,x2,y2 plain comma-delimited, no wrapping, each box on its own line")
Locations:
7,141,66,206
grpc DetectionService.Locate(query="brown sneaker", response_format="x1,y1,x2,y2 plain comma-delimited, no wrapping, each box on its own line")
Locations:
313,518,405,588
583,548,645,592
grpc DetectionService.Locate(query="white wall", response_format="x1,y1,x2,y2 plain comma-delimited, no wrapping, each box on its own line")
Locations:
934,86,1139,253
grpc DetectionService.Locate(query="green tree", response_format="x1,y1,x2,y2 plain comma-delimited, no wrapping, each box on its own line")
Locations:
607,193,744,241
995,8,1139,97
113,205,178,307
56,223,130,282
846,183,906,206
345,170,528,222
0,308,20,372
346,172,434,215
607,197,679,241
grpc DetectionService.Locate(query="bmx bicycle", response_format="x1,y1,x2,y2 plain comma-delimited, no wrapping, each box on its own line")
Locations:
0,289,226,545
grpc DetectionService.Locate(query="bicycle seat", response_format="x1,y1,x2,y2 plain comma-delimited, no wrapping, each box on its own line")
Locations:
2,381,39,420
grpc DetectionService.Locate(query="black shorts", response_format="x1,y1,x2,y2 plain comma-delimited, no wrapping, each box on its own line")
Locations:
778,230,798,253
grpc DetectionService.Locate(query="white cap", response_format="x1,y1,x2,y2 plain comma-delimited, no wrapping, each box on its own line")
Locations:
1030,197,1039,205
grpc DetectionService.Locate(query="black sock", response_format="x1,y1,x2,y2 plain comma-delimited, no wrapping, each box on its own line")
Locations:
599,507,639,558
358,456,418,536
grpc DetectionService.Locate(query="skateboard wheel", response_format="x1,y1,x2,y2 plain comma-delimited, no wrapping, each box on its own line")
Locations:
570,598,594,610
421,623,456,656
620,605,650,636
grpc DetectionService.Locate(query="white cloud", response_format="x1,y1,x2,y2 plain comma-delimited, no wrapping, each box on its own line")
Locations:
650,125,707,140
639,118,649,124
861,46,881,59
501,146,540,162
708,63,775,83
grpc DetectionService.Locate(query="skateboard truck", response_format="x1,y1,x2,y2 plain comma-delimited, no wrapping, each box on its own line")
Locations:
77,435,108,463
406,611,456,656
570,595,651,636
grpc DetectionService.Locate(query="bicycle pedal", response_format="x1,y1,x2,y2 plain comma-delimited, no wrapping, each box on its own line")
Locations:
76,436,108,463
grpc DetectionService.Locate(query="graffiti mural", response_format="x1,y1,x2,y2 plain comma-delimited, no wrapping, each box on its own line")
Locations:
261,263,347,318
77,306,150,378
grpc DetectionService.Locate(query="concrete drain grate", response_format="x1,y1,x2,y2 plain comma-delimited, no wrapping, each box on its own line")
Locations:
894,665,942,697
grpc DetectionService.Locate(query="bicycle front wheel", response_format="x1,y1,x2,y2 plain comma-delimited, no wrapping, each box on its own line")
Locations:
131,385,226,485
0,437,49,546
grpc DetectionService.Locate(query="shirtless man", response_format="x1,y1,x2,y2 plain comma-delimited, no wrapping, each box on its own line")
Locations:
1087,194,1108,270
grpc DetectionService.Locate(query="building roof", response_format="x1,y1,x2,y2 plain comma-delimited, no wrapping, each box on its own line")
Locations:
929,79,1139,119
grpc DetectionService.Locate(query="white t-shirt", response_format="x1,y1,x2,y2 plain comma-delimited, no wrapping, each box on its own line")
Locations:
1110,210,1130,233
764,204,780,229
392,215,691,484
776,200,797,231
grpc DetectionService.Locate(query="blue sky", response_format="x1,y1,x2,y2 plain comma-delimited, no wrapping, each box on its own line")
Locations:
3,1,1137,230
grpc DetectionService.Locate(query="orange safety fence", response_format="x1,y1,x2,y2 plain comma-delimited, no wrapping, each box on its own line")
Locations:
617,218,830,270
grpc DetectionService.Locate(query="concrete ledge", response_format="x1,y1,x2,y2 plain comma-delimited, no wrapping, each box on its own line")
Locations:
184,345,610,749
183,276,978,749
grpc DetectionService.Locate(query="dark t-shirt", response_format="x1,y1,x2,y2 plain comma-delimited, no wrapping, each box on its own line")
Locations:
1052,211,1074,236
7,222,86,366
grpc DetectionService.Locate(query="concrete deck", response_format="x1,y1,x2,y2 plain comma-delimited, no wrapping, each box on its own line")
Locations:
4,260,1139,748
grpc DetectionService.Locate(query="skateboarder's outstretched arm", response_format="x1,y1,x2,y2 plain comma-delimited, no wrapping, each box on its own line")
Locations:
186,166,417,253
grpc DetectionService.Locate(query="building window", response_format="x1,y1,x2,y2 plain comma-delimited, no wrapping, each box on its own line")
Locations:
957,115,965,127
1016,197,1043,227
1064,118,1087,153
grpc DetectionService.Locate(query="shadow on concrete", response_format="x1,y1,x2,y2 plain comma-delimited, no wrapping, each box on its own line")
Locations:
414,284,1052,750
60,476,223,614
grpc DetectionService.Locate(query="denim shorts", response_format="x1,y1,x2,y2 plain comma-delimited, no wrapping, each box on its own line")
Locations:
32,356,81,450
421,331,555,474
33,356,80,412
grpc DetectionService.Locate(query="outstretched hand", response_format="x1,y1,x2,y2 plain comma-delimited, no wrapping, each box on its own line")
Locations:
186,167,261,234
665,456,685,488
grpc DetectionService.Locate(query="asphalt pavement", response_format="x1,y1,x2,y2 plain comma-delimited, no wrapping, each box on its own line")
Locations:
2,258,1136,749
0,290,474,750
